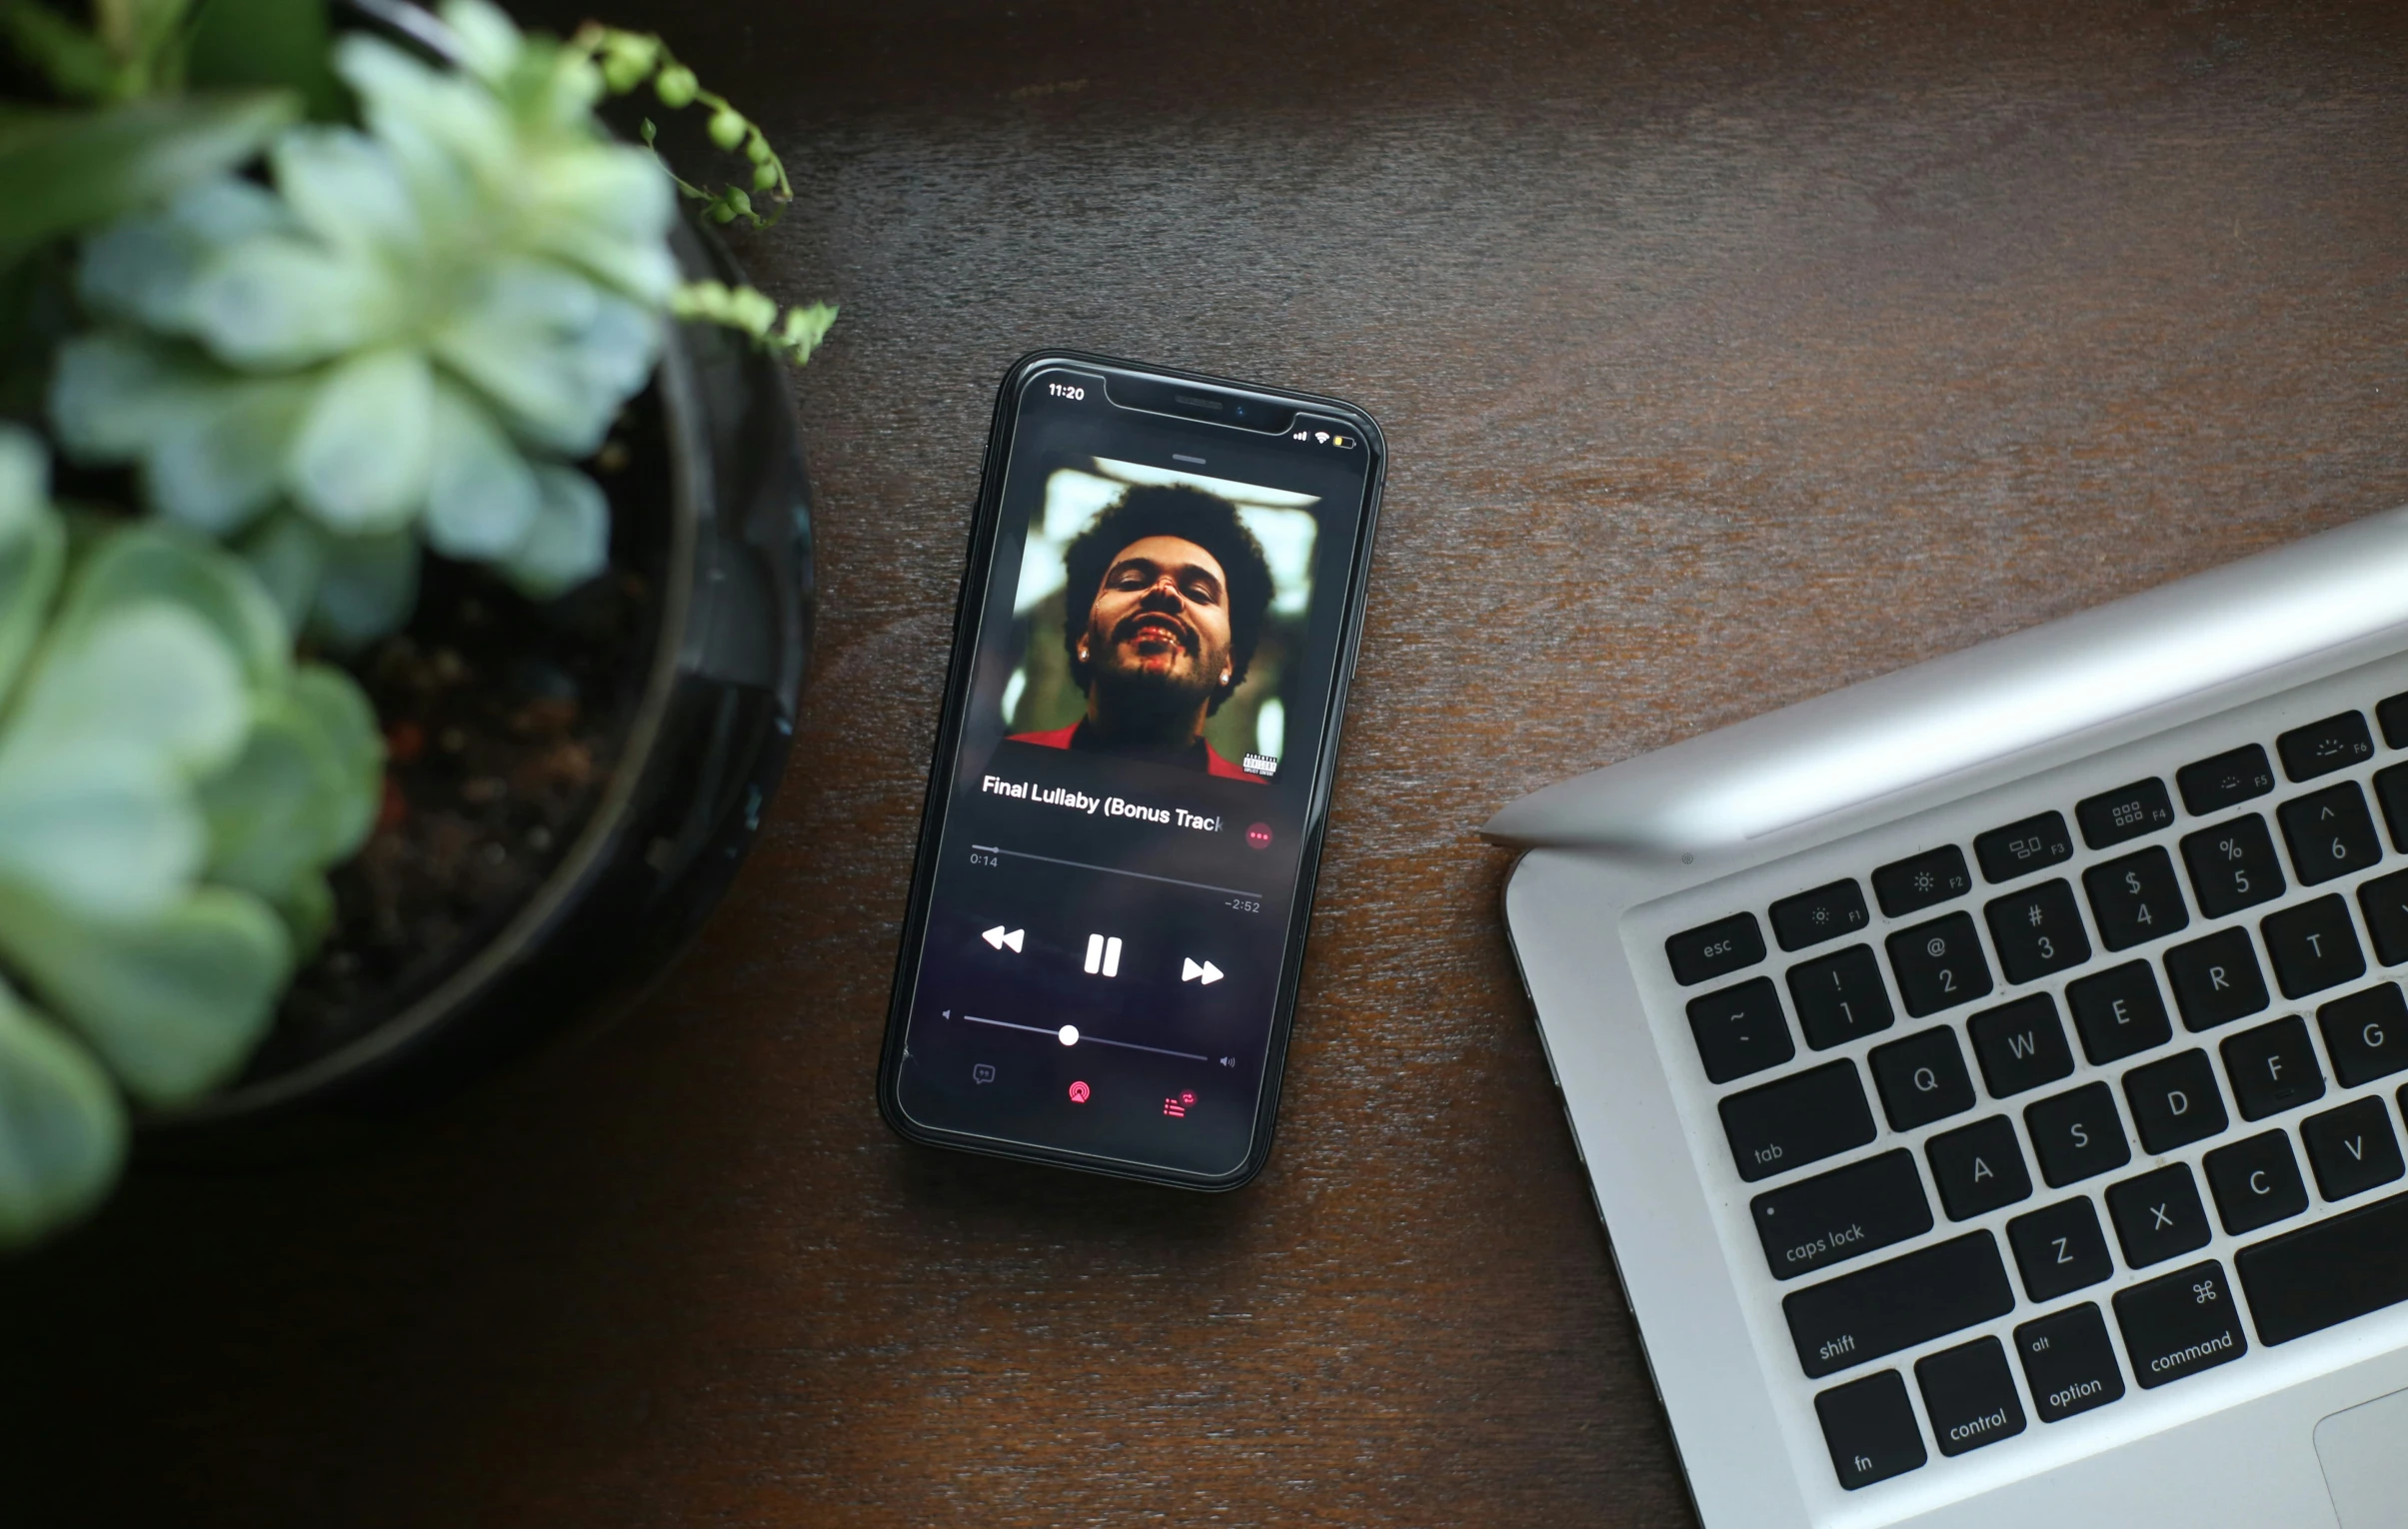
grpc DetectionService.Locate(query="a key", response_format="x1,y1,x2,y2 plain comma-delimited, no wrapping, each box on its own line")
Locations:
1786,945,1896,1050
1814,1371,1926,1490
2203,1130,2309,1236
1719,1060,1877,1183
2082,847,2189,952
2219,1014,2326,1120
2237,1187,2408,1344
2121,1048,2229,1153
1925,1115,2032,1220
1983,879,2091,984
2262,894,2365,999
1915,1337,2026,1457
2318,983,2408,1087
2177,745,2275,816
2163,928,2270,1032
2014,1303,2126,1422
1782,1231,2016,1378
2106,1163,2213,1268
2277,711,2375,782
2300,1097,2404,1201
1750,1148,1934,1281
2113,1260,2247,1386
2277,781,2382,885
2357,867,2408,964
1866,1027,1976,1132
2375,764,2408,853
2066,961,2174,1065
1770,879,1871,951
2006,1197,2113,1302
2180,814,2286,919
1872,845,1974,918
1966,993,2075,1098
1667,912,1764,986
2379,691,2408,750
2024,1081,2131,1187
1686,976,1795,1084
1975,811,2074,884
2077,777,2177,850
1884,912,1993,1017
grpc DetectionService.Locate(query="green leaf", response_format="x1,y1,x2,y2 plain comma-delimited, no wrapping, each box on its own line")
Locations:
286,346,432,533
0,92,300,268
0,429,64,706
0,880,290,1106
0,599,247,782
234,510,324,633
186,231,395,368
0,0,117,102
423,381,537,559
183,0,341,120
502,463,608,597
196,688,348,901
288,662,381,857
307,524,418,648
54,523,289,690
0,748,199,921
0,978,125,1250
144,373,313,536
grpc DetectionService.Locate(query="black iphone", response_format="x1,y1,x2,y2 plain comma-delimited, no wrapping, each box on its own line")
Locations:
877,353,1385,1189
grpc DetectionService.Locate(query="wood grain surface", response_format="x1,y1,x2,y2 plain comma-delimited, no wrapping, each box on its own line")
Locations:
9,2,2408,1524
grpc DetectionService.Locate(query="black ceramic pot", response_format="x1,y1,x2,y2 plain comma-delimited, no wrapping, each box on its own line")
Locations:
157,228,813,1131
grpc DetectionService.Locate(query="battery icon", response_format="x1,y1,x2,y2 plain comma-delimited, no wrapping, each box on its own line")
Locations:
1330,435,1353,449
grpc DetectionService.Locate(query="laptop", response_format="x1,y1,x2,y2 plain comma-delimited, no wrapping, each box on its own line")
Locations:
1487,508,2408,1528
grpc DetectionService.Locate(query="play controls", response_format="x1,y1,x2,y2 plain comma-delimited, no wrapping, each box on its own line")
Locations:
982,925,1025,951
1182,957,1224,984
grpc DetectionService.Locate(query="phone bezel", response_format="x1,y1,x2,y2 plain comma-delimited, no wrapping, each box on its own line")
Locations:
873,350,1387,1190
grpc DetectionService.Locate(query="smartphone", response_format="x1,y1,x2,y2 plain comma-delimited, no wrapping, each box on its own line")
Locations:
876,353,1386,1189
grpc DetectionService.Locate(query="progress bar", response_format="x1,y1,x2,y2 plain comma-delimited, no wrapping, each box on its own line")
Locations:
953,1010,1209,1062
969,844,1261,901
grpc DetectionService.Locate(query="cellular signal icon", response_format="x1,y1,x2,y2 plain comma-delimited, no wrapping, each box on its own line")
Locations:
1291,430,1308,440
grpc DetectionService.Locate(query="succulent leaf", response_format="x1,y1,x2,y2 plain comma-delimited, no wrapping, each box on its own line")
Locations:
0,880,291,1106
0,739,198,923
0,428,65,704
503,462,608,597
0,978,124,1250
306,521,418,649
51,521,289,690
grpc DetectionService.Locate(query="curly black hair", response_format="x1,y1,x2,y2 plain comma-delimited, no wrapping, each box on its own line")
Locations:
1060,484,1275,715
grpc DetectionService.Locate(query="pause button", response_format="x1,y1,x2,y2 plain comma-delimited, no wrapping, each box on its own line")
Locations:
1084,933,1124,977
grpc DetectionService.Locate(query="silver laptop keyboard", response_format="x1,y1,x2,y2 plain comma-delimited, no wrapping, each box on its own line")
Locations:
1664,695,2408,1491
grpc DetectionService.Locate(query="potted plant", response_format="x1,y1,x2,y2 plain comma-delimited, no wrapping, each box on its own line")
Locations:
0,0,828,1243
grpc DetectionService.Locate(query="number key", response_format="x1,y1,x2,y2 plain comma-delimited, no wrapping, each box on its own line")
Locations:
1686,976,1795,1084
2082,847,2190,952
1786,946,1896,1050
2277,782,2382,886
1983,879,2091,983
1885,912,1994,1017
2179,814,2286,919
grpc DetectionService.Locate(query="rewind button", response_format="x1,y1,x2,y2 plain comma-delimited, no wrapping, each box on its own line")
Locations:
982,925,1025,952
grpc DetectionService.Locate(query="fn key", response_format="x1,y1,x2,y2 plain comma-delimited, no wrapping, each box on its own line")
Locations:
1815,1370,1926,1490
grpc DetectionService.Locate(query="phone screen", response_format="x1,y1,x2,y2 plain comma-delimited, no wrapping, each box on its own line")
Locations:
879,356,1383,1185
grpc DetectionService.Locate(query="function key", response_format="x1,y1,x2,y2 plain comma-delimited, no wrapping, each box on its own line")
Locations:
2379,691,2408,750
1873,846,1973,917
1770,879,1871,951
1667,912,1763,986
2278,711,2375,782
1718,1059,1876,1183
1686,976,1794,1084
2077,777,2176,849
2013,1303,2125,1422
1975,811,2074,884
2112,1260,2246,1386
2177,744,2276,816
1814,1370,1926,1490
1915,1336,2025,1457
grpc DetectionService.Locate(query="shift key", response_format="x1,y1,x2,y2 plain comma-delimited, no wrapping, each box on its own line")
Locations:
1720,1060,1877,1183
1785,1232,2017,1378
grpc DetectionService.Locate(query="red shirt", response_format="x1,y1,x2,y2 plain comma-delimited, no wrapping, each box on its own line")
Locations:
1009,723,1264,781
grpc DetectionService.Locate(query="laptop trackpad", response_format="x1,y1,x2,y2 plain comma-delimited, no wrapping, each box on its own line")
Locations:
2316,1388,2408,1528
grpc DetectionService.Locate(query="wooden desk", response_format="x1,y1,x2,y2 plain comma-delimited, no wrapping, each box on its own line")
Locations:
8,2,2408,1522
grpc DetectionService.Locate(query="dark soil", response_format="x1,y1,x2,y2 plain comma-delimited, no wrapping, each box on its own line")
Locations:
250,393,674,1081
